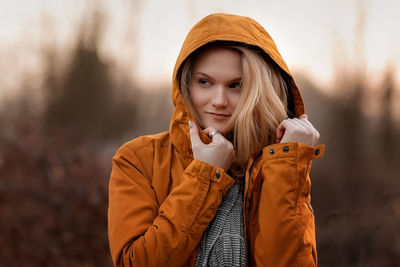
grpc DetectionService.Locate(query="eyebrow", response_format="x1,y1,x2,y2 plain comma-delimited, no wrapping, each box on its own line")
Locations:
193,72,242,82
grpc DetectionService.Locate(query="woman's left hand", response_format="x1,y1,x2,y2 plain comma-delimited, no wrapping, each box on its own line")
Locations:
276,114,320,146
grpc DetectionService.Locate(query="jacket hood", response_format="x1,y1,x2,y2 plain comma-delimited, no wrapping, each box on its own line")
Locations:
169,13,305,154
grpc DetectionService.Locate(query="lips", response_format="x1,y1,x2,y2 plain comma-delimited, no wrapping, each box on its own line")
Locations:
206,112,231,120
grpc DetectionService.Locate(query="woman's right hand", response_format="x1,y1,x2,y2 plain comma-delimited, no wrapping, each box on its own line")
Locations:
189,121,235,172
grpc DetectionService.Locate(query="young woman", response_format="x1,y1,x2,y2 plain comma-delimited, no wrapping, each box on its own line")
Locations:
108,13,324,267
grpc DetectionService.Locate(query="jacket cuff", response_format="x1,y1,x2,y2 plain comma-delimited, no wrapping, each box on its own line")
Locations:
184,159,234,190
262,142,325,162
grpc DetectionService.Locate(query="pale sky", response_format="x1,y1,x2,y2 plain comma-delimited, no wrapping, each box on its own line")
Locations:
0,0,399,96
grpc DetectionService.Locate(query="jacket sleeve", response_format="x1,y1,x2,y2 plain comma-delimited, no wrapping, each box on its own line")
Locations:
247,142,324,267
108,145,234,267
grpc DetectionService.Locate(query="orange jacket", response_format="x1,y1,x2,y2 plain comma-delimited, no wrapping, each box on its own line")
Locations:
108,13,325,266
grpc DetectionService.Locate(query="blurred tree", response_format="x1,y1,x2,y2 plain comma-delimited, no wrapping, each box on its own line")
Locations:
379,68,396,163
43,8,136,146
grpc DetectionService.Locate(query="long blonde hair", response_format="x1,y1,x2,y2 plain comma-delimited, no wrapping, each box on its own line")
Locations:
178,42,289,166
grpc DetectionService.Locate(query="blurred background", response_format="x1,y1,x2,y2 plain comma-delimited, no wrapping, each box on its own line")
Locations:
0,0,399,266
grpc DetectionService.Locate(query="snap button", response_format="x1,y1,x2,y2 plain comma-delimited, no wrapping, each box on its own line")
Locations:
315,148,320,156
215,171,221,179
282,146,289,152
269,149,275,155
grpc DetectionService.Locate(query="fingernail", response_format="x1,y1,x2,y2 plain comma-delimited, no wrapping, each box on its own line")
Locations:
188,120,193,128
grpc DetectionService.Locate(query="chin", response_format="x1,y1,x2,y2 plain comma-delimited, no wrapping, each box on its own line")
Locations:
206,123,231,133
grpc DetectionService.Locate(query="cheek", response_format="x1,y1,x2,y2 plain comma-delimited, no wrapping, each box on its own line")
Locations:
230,93,241,110
190,87,208,109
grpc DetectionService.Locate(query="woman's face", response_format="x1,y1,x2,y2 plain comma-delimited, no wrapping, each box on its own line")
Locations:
189,47,242,132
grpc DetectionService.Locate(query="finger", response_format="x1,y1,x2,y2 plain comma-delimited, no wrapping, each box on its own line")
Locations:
276,119,291,141
293,118,320,145
299,114,308,120
283,119,304,135
298,114,319,132
313,129,320,144
204,127,224,143
189,120,202,147
276,124,285,141
295,117,317,134
211,131,225,143
292,118,309,131
203,127,215,138
298,114,314,127
278,119,308,143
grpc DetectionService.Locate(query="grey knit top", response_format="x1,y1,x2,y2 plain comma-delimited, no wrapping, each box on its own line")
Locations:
195,183,246,267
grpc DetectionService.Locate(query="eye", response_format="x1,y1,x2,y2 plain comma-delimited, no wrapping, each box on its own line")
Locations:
229,81,241,89
199,79,210,86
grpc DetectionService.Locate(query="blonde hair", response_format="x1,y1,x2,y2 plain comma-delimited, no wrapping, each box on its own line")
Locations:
178,43,288,166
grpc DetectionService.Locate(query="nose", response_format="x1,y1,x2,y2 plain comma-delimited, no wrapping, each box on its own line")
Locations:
211,86,228,108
